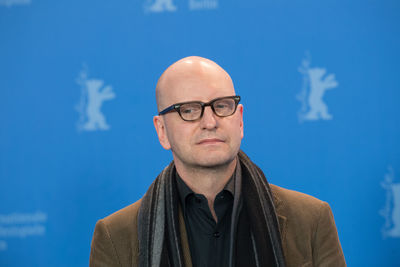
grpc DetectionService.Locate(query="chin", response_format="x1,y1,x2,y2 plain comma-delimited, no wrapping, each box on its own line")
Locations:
172,145,240,170
194,152,236,169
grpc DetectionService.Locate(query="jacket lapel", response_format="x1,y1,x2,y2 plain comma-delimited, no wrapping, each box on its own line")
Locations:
178,206,193,267
271,186,287,249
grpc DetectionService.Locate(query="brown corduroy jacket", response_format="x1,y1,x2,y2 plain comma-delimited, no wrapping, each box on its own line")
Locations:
89,184,346,267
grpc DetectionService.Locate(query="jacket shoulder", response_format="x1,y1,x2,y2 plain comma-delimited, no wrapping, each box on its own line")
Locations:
102,199,142,229
269,184,346,266
270,184,327,217
90,199,142,267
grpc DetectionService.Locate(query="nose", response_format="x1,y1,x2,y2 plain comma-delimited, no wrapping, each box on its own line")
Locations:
199,106,218,130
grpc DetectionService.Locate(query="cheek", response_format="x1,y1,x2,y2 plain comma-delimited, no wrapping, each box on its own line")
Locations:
171,130,185,145
165,122,193,148
229,117,244,142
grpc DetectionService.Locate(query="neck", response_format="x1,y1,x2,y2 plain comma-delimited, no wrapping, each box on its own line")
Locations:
175,157,237,203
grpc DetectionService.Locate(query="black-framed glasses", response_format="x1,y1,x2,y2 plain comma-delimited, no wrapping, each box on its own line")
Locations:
158,95,241,121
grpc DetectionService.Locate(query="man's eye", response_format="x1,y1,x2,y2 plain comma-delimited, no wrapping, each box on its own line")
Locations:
181,105,200,114
215,104,228,109
182,108,194,114
215,101,231,109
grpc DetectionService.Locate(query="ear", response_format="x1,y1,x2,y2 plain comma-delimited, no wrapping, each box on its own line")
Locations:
153,115,171,150
238,104,244,139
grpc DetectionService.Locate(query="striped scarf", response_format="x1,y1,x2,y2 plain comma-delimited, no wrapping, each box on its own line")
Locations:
137,150,285,267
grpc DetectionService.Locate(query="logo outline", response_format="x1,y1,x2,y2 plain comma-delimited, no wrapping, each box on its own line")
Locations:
75,65,116,132
297,52,338,123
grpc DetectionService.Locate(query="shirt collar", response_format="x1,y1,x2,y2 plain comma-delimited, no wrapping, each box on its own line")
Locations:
175,165,236,211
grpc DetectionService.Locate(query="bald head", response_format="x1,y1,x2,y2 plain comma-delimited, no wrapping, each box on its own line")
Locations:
156,56,235,111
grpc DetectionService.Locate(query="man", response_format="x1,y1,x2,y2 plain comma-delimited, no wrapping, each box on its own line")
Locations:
90,56,346,267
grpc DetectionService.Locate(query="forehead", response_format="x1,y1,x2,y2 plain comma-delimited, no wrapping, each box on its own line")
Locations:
160,62,235,105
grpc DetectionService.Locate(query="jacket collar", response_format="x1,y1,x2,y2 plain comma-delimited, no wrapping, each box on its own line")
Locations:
270,184,287,249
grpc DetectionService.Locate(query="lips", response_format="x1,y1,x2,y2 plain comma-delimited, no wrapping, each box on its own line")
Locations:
197,138,224,145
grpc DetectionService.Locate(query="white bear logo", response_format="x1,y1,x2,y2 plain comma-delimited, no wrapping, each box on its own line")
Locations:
297,54,338,122
76,67,115,131
380,166,400,238
145,0,177,13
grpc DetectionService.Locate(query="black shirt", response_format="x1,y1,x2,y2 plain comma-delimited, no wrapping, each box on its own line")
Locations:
176,173,235,267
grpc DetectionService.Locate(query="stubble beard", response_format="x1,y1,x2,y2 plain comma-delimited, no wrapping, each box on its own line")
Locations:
172,146,239,173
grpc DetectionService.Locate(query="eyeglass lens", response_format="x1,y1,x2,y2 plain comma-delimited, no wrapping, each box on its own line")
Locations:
179,98,236,121
180,103,202,120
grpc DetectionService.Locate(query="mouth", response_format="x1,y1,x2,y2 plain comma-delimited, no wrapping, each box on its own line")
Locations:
197,138,224,145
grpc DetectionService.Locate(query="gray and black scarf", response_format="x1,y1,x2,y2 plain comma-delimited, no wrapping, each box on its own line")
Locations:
137,150,285,267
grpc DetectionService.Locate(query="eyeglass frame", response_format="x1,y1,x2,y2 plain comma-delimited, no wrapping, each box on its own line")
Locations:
158,95,241,121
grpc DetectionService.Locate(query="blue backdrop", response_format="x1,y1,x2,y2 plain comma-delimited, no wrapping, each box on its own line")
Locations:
1,0,399,266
